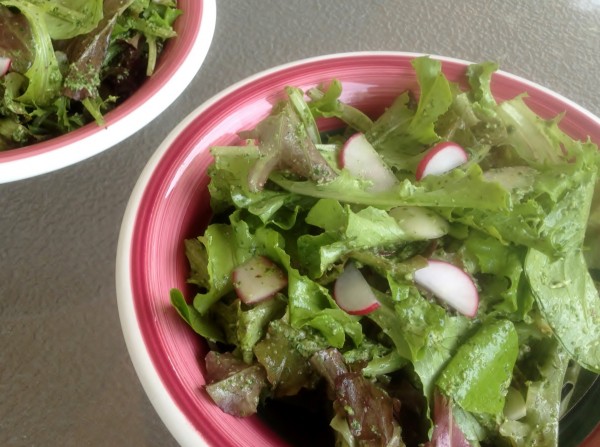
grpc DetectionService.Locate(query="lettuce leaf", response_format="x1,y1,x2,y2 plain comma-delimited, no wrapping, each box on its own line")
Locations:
437,319,518,415
0,0,62,106
367,56,453,164
525,248,600,373
22,0,103,40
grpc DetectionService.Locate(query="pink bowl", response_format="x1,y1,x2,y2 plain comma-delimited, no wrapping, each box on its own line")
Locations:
0,0,216,183
116,52,600,447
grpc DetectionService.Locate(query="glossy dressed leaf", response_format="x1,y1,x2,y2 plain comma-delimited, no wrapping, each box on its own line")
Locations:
0,0,62,106
525,248,600,373
437,319,519,415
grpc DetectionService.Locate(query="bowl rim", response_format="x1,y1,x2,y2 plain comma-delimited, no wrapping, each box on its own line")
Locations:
116,50,600,447
0,0,217,184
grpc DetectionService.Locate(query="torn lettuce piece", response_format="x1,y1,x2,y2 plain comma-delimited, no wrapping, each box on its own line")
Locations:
240,99,337,192
169,288,225,343
61,0,135,101
298,199,413,278
307,79,374,133
499,338,568,446
271,163,510,211
525,248,600,373
254,318,325,397
0,0,62,106
0,5,35,73
437,319,519,415
204,351,268,417
23,0,103,40
367,56,454,166
310,348,404,447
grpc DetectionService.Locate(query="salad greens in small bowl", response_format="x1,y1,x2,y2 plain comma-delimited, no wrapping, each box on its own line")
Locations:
116,52,600,447
0,0,216,183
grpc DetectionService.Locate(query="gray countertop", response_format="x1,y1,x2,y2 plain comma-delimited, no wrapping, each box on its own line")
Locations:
1,1,599,446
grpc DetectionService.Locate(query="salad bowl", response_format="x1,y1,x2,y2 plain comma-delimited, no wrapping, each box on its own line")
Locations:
116,52,600,447
0,0,216,183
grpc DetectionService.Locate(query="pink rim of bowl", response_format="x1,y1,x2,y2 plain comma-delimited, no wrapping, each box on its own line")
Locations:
116,51,600,447
0,0,217,184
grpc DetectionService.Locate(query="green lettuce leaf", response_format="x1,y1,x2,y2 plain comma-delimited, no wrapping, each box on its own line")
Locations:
298,199,412,277
499,338,568,446
22,0,103,40
0,0,62,106
367,56,453,166
437,319,518,415
271,163,510,211
307,79,374,133
525,248,600,373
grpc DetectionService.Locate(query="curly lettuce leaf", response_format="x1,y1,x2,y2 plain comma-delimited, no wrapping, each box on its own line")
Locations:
367,56,454,165
307,79,374,133
445,140,598,256
462,231,531,317
271,163,510,211
169,289,225,343
256,226,363,348
298,199,412,277
112,0,180,76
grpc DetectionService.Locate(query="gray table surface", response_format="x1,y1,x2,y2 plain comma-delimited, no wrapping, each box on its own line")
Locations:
1,1,599,446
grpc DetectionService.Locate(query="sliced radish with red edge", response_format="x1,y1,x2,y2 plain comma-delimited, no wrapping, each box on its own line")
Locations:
334,263,381,315
415,141,468,180
413,259,478,317
232,255,287,304
0,57,11,76
339,133,397,192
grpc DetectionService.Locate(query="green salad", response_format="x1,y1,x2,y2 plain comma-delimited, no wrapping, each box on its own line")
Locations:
0,0,180,150
171,57,600,447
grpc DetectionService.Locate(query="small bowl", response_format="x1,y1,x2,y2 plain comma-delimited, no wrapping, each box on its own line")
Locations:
116,52,600,447
0,0,217,183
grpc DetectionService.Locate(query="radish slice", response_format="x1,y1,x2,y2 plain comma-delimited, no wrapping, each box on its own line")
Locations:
334,263,381,315
413,259,479,317
232,255,287,304
339,133,397,192
389,206,449,240
0,56,11,76
415,141,468,180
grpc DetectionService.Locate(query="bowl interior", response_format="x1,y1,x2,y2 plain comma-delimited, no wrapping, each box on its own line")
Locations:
124,53,600,446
